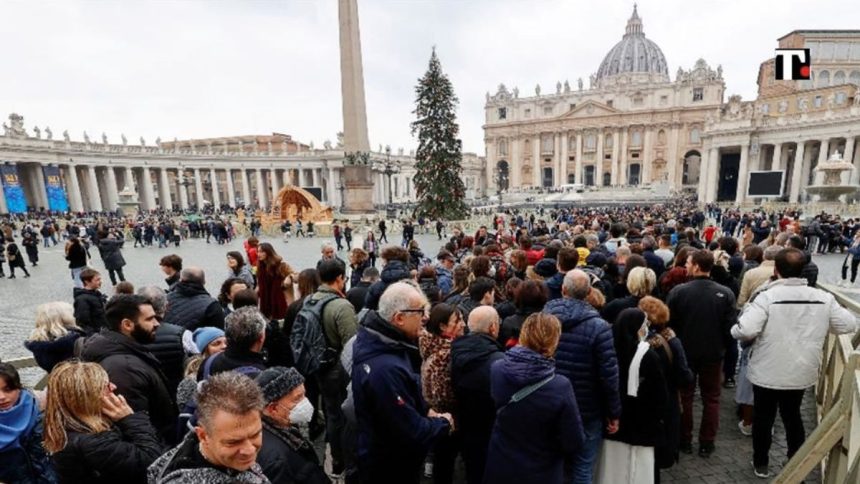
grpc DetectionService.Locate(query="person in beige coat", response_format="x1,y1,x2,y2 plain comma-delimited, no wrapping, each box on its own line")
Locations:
736,245,781,308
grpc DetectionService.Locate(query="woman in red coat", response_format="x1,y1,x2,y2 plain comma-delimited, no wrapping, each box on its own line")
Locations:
256,242,296,321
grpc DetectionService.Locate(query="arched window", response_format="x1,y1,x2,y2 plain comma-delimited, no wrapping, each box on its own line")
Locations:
585,134,596,150
690,128,701,144
834,71,846,85
523,139,530,157
631,130,642,147
604,133,613,149
658,129,666,145
819,70,831,88
850,71,860,86
568,134,576,151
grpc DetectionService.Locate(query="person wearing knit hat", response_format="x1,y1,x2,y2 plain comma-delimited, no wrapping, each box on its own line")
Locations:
255,367,329,484
192,327,226,356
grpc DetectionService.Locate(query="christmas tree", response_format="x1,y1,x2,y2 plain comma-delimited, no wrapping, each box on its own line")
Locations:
411,48,469,220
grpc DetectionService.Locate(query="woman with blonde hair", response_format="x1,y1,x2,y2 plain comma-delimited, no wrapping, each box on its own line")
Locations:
484,313,584,484
24,301,85,372
44,361,164,484
602,266,657,325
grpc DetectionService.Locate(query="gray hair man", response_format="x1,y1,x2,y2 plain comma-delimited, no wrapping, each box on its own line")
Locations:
352,282,453,482
197,306,267,380
163,266,225,332
148,372,270,483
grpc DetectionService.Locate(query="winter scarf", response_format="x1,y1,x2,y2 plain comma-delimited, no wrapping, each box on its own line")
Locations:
0,390,38,451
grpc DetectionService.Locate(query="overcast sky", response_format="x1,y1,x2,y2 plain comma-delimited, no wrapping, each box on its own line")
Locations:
0,0,853,155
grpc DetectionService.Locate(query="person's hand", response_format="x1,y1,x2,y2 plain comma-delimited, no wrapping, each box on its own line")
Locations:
606,418,620,435
101,391,133,422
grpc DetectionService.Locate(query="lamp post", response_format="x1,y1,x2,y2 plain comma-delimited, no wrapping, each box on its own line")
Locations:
378,146,401,215
336,180,345,212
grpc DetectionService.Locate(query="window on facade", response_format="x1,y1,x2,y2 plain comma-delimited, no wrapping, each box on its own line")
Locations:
851,43,860,60
633,97,643,106
814,95,823,108
690,128,701,144
524,108,531,118
498,139,508,157
692,88,704,102
658,130,666,145
819,70,831,88
607,100,614,108
761,103,770,114
568,135,576,151
836,92,847,104
585,134,596,150
570,103,576,110
660,95,668,105
834,71,846,85
543,106,553,116
820,42,834,59
850,71,860,86
605,134,613,149
498,107,507,120
631,130,642,147
523,139,530,156
541,134,554,154
808,41,819,58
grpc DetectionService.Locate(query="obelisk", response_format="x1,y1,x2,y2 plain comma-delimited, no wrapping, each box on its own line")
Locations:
339,0,375,213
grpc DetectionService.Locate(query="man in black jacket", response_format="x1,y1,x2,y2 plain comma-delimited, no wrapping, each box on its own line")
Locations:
139,285,189,402
73,268,108,335
666,249,737,458
346,266,379,312
451,306,504,484
159,254,182,292
81,294,178,444
163,267,225,331
256,366,329,484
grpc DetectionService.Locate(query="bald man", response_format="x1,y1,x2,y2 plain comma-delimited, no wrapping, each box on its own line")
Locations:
451,305,504,484
163,266,225,331
544,269,620,483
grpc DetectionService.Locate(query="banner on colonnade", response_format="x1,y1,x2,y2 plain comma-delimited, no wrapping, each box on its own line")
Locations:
1,163,27,213
42,165,69,211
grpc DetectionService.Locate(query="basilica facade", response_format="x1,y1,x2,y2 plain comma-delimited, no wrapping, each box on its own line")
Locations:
483,6,860,204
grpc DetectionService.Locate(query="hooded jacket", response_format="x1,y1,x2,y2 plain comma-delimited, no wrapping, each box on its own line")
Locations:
163,281,225,332
483,346,584,484
24,328,86,372
147,431,269,484
352,311,449,483
543,297,622,422
73,287,108,335
81,330,177,444
450,332,504,484
363,260,411,311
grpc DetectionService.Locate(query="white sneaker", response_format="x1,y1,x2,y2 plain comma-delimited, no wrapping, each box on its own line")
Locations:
738,421,753,436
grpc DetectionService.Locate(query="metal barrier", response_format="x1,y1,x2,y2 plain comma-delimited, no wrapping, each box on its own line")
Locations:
774,283,860,483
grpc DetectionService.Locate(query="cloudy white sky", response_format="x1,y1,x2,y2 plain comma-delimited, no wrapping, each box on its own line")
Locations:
0,0,853,155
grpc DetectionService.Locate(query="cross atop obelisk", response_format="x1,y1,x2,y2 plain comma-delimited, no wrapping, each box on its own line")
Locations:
339,0,370,153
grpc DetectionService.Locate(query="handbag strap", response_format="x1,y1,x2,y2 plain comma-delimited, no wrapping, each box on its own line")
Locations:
498,374,554,414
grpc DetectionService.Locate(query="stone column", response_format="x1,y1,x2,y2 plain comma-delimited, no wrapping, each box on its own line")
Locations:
595,130,604,186
33,164,49,209
208,169,221,207
327,167,335,203
532,135,540,186
789,142,807,202
844,136,857,184
611,129,620,185
772,143,783,171
159,168,173,210
256,169,268,208
814,139,830,185
552,133,561,186
193,168,205,208
736,144,750,204
559,133,568,185
141,166,156,211
270,169,279,202
64,165,84,212
282,169,290,187
667,126,680,189
619,129,628,185
312,168,321,187
86,165,103,211
706,147,720,202
178,170,190,210
105,166,120,211
511,138,521,187
642,128,653,184
339,0,370,153
226,169,236,208
575,131,584,185
697,149,710,203
241,170,251,208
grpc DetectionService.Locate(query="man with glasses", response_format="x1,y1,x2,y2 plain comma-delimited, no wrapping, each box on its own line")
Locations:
352,282,453,484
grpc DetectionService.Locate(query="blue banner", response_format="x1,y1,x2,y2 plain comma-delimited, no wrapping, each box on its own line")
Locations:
1,163,27,213
43,165,69,211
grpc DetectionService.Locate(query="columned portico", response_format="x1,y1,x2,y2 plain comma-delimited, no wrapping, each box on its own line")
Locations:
225,169,236,208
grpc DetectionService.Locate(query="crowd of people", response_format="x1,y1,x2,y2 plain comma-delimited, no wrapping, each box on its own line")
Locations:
1,200,859,484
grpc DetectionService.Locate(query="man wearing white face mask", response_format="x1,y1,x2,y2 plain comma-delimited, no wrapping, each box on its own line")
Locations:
256,366,331,484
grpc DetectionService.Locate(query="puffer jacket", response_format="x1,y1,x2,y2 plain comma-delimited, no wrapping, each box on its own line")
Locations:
97,238,126,270
163,281,225,332
24,328,86,372
418,330,456,413
543,298,621,423
73,287,108,335
732,278,857,390
364,260,412,310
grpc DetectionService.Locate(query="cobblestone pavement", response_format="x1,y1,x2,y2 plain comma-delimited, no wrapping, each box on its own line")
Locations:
2,236,848,482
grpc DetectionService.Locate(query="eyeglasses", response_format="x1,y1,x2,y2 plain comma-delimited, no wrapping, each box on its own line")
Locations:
399,308,429,317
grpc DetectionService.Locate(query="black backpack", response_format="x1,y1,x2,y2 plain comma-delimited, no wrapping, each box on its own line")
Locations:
290,293,340,376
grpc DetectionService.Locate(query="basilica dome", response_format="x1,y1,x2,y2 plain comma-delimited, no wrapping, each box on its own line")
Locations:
595,5,669,85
